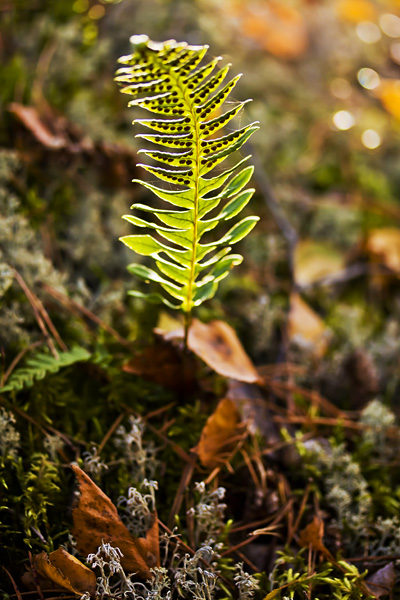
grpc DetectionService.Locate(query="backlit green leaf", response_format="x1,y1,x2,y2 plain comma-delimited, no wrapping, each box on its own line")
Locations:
116,36,258,313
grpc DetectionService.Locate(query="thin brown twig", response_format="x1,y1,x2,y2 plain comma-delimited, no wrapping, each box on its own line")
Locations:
220,526,282,557
2,566,23,600
12,270,58,358
234,549,259,572
13,269,67,352
220,499,294,558
98,412,127,454
28,551,44,600
347,554,400,563
168,458,196,529
287,481,312,546
40,283,132,348
271,414,400,439
264,377,346,418
1,340,43,387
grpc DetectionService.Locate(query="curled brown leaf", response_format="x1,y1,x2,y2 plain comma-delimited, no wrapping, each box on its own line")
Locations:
71,464,159,579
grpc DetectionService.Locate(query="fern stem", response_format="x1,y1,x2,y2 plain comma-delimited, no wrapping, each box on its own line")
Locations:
183,309,192,352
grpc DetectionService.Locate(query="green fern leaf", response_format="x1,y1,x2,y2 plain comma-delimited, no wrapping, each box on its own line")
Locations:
0,347,91,393
116,35,259,315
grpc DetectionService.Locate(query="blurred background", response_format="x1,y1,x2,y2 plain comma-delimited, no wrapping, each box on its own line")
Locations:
1,0,400,409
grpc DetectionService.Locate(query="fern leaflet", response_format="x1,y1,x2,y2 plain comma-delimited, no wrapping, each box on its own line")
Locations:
116,35,259,321
0,347,91,393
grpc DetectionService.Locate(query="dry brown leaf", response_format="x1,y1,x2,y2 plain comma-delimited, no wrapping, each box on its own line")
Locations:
123,339,197,393
33,548,96,596
294,240,346,286
229,0,308,58
196,398,246,468
298,517,334,560
71,464,159,578
188,319,260,383
366,227,400,274
8,103,67,149
336,0,377,22
366,562,396,598
288,293,330,357
162,319,259,383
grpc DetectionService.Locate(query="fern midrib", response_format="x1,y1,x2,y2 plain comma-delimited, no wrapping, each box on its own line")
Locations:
158,56,201,314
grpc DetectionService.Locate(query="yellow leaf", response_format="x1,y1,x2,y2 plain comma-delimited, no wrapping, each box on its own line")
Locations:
374,79,400,120
288,293,330,357
294,240,346,286
196,398,246,468
336,0,378,22
366,227,400,274
33,548,96,596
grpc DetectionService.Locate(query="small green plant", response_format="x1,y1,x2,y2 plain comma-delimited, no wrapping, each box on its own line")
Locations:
115,35,259,344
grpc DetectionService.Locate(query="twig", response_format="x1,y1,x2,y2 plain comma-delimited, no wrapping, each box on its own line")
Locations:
168,458,196,529
40,283,131,348
2,566,23,600
12,270,59,358
234,549,259,572
287,481,312,546
28,551,44,600
250,144,298,277
98,412,127,454
1,340,43,387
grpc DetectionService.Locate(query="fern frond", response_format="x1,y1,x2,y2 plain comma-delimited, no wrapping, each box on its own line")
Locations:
116,35,259,314
0,347,91,393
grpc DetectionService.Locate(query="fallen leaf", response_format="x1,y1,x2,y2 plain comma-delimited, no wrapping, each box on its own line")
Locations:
366,227,400,274
294,240,346,286
188,319,260,383
8,103,67,149
336,0,377,22
366,563,396,598
33,548,96,596
123,339,197,392
71,464,159,578
162,319,260,383
195,398,247,468
288,293,330,357
298,517,334,560
374,79,400,120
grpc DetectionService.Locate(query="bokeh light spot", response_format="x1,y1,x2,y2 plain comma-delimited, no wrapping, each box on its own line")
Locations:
357,67,380,89
361,129,381,148
380,13,400,38
333,110,355,130
390,42,400,64
356,21,381,43
73,0,89,13
88,5,105,19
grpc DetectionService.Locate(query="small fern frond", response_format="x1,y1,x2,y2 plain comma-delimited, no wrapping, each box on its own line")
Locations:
0,347,91,393
116,35,259,313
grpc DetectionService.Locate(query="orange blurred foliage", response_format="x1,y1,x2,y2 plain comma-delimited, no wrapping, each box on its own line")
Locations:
228,0,308,58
